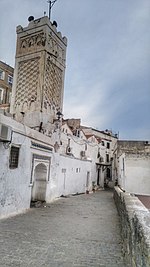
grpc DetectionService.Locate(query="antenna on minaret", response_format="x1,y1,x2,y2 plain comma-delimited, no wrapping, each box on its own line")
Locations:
47,0,58,21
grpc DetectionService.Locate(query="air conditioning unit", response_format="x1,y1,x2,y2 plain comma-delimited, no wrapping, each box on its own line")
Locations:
66,146,72,154
0,124,12,141
80,151,85,157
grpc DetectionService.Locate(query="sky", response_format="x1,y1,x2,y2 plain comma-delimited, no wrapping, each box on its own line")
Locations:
0,0,150,140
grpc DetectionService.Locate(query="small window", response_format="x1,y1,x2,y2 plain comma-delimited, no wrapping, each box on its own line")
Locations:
8,75,13,86
0,88,4,104
101,141,105,146
76,130,80,137
0,69,5,80
106,154,109,163
62,168,66,173
107,142,110,149
9,146,20,169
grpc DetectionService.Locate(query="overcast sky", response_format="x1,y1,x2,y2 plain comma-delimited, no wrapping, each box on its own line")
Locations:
0,0,150,140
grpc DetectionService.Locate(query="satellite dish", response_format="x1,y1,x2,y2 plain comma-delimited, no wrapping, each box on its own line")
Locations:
28,16,34,22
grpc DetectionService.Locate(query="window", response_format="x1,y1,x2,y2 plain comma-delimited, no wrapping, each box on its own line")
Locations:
0,88,4,103
9,146,20,169
101,141,105,146
107,142,110,149
0,69,5,80
106,154,109,163
76,129,80,138
8,75,13,86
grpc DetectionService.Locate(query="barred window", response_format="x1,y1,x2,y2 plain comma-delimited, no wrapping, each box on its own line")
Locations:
9,146,20,169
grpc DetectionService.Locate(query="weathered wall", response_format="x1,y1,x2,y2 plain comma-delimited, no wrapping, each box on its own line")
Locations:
114,186,150,267
0,135,31,219
125,154,150,195
58,155,92,196
0,114,54,218
0,114,93,219
117,141,150,195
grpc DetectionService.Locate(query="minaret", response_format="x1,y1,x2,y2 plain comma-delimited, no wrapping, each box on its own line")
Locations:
10,16,67,135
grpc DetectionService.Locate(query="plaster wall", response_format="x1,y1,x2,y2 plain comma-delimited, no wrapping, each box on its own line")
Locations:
57,155,92,196
118,153,126,190
0,114,54,218
125,154,150,195
0,131,31,219
0,114,93,218
60,131,99,185
117,141,150,195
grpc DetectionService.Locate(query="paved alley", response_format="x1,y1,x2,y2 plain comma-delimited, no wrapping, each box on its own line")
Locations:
0,191,128,267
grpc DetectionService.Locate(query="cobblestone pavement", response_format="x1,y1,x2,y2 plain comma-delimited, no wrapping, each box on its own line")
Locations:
0,190,128,267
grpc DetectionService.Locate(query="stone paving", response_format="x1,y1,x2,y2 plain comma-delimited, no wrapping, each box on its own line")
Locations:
0,190,128,267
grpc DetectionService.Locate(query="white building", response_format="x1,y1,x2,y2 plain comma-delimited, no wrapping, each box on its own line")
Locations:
117,140,150,195
0,113,93,219
81,127,118,188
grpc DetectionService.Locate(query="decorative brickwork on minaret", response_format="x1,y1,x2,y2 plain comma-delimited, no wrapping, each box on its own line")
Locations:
11,16,67,134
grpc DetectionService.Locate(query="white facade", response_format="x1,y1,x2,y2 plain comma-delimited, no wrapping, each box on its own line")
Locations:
82,127,118,188
0,114,93,219
117,141,150,195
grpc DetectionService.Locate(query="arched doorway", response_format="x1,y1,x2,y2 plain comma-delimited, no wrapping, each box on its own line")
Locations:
31,163,47,202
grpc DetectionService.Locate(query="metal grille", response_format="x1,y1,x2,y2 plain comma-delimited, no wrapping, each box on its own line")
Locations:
9,146,20,169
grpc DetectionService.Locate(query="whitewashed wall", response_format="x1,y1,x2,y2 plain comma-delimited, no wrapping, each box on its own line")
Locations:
57,155,92,196
0,130,31,219
117,141,150,195
118,153,150,195
125,154,150,195
118,153,126,190
0,114,54,218
0,114,93,218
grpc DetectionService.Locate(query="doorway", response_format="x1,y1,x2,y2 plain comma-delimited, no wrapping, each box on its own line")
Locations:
97,168,100,186
31,163,47,202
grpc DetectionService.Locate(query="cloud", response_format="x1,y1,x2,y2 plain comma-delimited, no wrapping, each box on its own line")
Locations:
0,0,150,139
